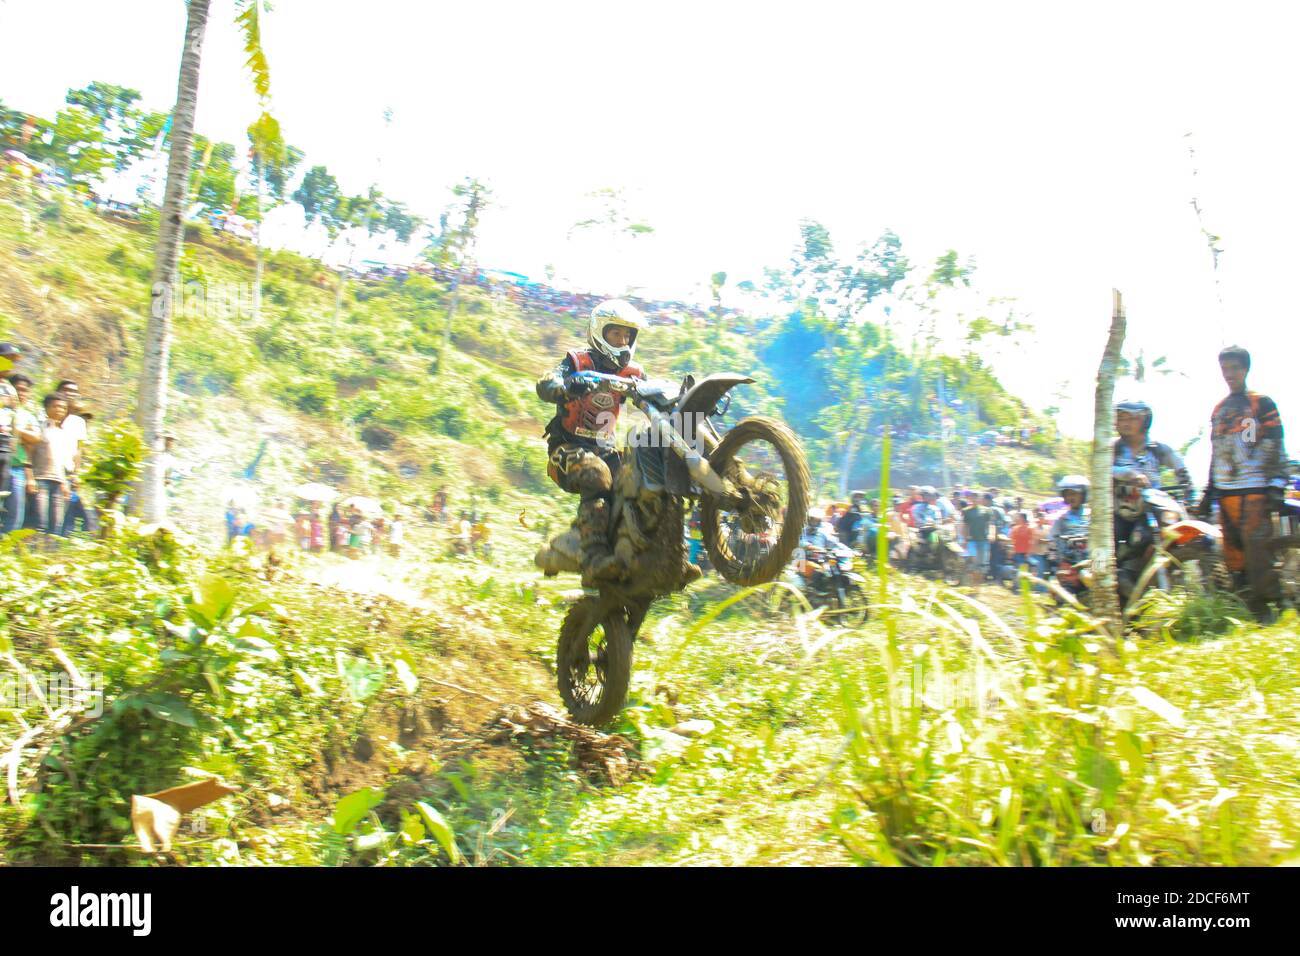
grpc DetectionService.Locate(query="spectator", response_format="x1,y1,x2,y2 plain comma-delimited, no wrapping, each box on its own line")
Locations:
1031,508,1052,575
55,380,93,535
961,496,993,582
30,393,76,539
1010,511,1036,575
985,493,1010,578
328,504,342,552
309,504,325,553
2,373,39,533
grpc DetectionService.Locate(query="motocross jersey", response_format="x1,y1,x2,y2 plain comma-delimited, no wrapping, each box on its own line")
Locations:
1112,438,1194,500
536,348,645,451
1207,391,1288,496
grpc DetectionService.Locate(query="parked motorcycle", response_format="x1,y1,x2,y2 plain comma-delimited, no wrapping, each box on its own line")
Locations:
536,371,810,725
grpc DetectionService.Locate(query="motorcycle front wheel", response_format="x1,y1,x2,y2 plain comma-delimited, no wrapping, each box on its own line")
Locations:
827,581,870,627
701,416,811,586
556,598,634,726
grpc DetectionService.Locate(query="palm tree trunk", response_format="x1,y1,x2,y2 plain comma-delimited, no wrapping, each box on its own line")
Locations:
138,0,210,524
1089,289,1127,631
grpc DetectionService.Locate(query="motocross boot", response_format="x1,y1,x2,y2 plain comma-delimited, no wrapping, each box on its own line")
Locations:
577,496,623,588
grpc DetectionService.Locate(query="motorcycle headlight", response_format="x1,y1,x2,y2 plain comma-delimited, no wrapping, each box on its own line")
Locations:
1161,509,1181,525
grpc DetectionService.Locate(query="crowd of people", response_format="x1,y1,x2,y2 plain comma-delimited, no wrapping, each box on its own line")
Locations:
803,485,1060,586
420,486,495,560
790,345,1298,622
224,496,408,560
0,342,96,542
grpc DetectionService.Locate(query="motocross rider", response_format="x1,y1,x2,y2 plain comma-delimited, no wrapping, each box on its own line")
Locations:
1112,398,1194,583
1050,475,1092,578
535,300,647,586
835,491,872,549
799,508,842,591
801,508,842,550
1113,399,1194,500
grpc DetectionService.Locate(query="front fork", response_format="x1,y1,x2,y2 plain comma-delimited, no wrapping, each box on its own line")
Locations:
634,401,740,503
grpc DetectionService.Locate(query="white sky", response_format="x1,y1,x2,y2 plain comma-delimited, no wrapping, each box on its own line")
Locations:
2,0,1299,471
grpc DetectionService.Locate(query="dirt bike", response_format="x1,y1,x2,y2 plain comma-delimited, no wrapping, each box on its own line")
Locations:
792,542,870,626
904,523,964,584
1054,485,1223,617
535,371,810,725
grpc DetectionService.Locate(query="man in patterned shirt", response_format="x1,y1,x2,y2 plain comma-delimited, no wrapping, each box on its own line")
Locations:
1197,345,1288,619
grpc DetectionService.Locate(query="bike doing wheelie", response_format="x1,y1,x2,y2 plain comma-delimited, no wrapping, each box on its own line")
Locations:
536,370,810,725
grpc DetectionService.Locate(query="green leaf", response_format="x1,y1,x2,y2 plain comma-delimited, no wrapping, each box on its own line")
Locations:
190,575,238,627
415,801,460,864
1116,731,1145,775
399,810,425,845
337,653,384,703
332,787,385,835
292,668,324,698
143,693,197,728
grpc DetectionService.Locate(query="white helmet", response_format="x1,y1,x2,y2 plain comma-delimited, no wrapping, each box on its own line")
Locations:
588,299,646,368
1058,474,1091,503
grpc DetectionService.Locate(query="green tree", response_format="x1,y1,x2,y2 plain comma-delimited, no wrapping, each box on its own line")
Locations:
293,164,342,225
48,106,114,185
247,113,301,323
439,177,493,355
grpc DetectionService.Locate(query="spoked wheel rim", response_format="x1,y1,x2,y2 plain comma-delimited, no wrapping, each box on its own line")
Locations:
702,417,811,586
564,620,612,711
556,599,635,726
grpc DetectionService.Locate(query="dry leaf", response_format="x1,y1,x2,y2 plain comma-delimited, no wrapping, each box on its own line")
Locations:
131,795,181,853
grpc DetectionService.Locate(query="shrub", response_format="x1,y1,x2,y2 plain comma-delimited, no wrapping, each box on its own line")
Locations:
432,405,469,439
106,244,151,283
277,378,334,416
476,373,522,413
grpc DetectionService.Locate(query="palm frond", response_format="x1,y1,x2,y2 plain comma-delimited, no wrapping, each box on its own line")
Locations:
235,0,272,102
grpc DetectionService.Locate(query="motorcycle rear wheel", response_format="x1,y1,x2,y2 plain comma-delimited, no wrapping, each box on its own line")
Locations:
701,417,811,586
556,598,634,726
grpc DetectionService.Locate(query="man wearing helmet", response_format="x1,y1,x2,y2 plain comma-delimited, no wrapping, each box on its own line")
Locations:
1113,399,1194,501
535,300,648,585
801,507,840,551
1050,475,1092,569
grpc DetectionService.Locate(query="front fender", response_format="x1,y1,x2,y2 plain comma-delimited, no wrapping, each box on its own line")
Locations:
677,373,755,419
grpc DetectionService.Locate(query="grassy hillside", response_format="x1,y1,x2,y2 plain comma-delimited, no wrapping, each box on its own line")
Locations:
0,181,1083,539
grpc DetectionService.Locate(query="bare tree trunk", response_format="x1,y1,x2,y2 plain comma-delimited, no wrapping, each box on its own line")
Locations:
838,431,859,498
1089,289,1127,631
252,172,264,324
443,272,462,354
137,0,210,524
